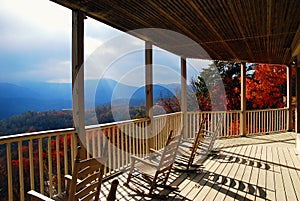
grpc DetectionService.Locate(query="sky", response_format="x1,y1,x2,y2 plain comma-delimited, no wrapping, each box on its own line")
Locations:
0,0,213,87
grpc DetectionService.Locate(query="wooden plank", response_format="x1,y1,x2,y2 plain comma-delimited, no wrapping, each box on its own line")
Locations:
181,147,236,200
284,148,300,200
222,145,250,200
232,144,253,201
256,145,267,200
273,147,287,201
248,146,261,199
177,155,219,200
265,146,276,201
196,146,240,200
288,147,300,179
242,145,257,201
254,145,266,201
277,148,298,200
205,145,244,201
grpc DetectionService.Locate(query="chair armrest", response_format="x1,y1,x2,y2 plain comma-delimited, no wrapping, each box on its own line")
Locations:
131,155,158,167
64,174,72,181
149,148,162,156
27,190,54,201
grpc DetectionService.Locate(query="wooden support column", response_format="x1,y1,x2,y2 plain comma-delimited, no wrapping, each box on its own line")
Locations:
240,62,247,136
287,65,293,131
145,41,154,150
295,59,300,152
181,57,188,138
72,10,86,159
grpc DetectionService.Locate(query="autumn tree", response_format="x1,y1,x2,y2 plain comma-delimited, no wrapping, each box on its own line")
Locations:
191,61,253,110
246,64,287,109
191,76,211,111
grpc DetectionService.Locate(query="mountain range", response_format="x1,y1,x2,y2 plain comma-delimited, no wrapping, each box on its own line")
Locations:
0,79,180,120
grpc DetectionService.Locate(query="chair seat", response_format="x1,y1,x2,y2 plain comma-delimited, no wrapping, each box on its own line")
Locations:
125,129,183,196
134,159,159,177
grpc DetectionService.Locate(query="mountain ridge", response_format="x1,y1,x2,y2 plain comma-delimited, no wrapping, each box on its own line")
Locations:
0,79,180,120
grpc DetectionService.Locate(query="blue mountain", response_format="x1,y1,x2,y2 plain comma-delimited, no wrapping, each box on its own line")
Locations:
0,79,180,120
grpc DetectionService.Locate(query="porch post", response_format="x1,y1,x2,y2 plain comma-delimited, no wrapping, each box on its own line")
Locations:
181,57,188,138
72,10,86,159
287,65,293,131
295,59,300,152
240,62,247,136
145,41,154,150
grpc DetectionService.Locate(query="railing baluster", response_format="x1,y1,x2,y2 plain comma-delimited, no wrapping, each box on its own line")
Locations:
6,143,13,201
18,141,25,201
47,136,53,198
116,126,120,170
92,130,96,157
63,134,68,189
38,138,44,194
29,139,34,190
56,135,61,194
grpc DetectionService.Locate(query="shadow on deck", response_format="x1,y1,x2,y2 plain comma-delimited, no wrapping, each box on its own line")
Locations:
100,132,300,201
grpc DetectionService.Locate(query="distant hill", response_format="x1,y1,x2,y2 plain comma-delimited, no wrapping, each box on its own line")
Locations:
0,79,180,120
0,82,72,120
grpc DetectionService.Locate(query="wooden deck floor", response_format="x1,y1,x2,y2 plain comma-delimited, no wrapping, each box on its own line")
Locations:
100,132,300,201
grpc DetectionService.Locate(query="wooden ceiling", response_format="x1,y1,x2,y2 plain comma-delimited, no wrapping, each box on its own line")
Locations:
50,0,300,65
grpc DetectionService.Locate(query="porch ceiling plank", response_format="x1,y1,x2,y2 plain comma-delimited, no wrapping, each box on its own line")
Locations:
50,0,300,64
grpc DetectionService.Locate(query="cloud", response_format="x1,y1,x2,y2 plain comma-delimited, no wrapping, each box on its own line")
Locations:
0,0,209,85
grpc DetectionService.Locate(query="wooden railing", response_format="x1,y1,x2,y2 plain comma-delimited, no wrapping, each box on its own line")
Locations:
0,108,290,200
0,129,77,201
188,110,241,138
245,108,288,134
187,108,289,139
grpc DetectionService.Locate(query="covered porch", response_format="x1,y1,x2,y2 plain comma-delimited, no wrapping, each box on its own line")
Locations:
48,0,300,153
1,0,300,200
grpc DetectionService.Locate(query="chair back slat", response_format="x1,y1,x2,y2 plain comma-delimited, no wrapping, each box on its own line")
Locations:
158,128,183,171
68,137,108,201
75,180,100,200
77,170,102,189
189,118,206,162
207,114,223,151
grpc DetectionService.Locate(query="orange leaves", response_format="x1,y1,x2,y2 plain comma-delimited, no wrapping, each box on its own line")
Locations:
246,64,286,109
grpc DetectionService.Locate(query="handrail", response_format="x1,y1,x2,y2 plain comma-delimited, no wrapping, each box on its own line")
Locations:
0,108,291,200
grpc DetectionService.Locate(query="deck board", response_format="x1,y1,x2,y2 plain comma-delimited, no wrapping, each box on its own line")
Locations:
201,146,239,200
99,132,300,201
232,144,250,201
284,148,300,200
265,146,276,201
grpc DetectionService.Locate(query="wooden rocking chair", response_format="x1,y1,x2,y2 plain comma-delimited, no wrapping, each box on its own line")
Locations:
28,137,110,201
176,114,223,171
124,128,183,198
199,114,224,156
175,118,207,171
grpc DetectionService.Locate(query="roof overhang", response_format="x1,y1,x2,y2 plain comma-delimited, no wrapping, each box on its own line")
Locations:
50,0,300,65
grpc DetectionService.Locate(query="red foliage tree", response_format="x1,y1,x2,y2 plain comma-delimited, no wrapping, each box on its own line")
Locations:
246,64,287,109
